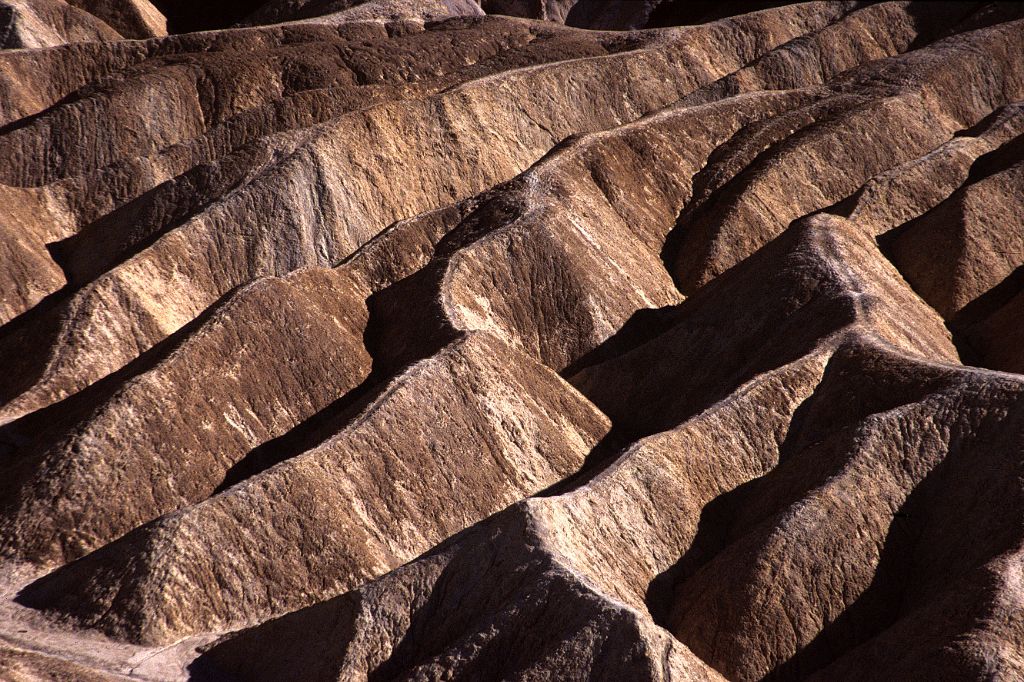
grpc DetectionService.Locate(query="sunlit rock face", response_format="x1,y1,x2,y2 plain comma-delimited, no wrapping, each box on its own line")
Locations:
2,1,1024,680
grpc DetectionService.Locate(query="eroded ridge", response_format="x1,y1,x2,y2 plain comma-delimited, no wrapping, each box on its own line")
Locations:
1,1,1023,680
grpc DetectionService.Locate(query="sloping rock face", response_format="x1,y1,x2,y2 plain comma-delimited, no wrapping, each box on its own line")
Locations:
2,1,1024,680
0,0,164,47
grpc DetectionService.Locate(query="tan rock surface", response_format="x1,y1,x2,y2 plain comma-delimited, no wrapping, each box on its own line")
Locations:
2,1,1024,680
0,0,123,48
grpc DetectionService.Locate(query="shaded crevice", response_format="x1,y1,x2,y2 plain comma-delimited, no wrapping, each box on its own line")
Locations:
46,146,270,290
643,338,952,624
534,426,633,497
659,97,833,290
0,283,244,492
560,303,683,378
762,459,939,680
644,361,827,629
951,264,1024,333
215,265,460,491
0,284,72,409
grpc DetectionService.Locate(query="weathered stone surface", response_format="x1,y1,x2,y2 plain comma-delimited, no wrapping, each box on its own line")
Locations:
20,331,611,643
2,1,1024,680
64,0,166,38
240,0,485,27
0,0,122,48
0,0,165,48
0,644,120,681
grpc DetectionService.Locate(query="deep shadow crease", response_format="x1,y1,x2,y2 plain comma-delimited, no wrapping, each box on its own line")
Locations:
0,283,72,406
643,383,819,628
46,155,259,291
765,454,949,680
561,304,684,379
213,370,382,493
189,515,498,682
903,1,985,52
535,426,634,497
0,284,244,473
647,365,1001,679
948,264,1024,363
216,266,459,491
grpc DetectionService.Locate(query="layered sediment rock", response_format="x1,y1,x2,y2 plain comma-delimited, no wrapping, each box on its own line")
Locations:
2,1,1024,680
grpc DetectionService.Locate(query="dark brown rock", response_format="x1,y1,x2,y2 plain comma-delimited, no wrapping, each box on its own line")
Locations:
1,2,1024,680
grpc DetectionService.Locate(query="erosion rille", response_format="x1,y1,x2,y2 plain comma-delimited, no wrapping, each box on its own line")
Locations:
1,1,1023,680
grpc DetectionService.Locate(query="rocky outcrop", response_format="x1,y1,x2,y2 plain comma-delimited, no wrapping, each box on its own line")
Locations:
199,216,1024,681
0,0,121,48
2,1,1024,680
0,2,850,422
64,0,166,38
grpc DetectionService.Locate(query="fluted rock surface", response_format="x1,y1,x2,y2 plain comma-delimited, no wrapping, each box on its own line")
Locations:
2,1,1024,680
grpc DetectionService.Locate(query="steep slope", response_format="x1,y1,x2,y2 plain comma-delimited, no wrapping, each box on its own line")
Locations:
0,0,123,48
0,2,851,423
200,217,1024,681
2,2,1024,681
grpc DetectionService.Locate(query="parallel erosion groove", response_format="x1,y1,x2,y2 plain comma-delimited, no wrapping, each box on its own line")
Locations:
1,2,1023,680
0,1,853,424
0,86,809,573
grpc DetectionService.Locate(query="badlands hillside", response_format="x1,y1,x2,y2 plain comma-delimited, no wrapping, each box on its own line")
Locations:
1,0,1024,679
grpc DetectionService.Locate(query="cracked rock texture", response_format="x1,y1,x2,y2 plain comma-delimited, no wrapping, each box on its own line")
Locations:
2,1,1024,680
